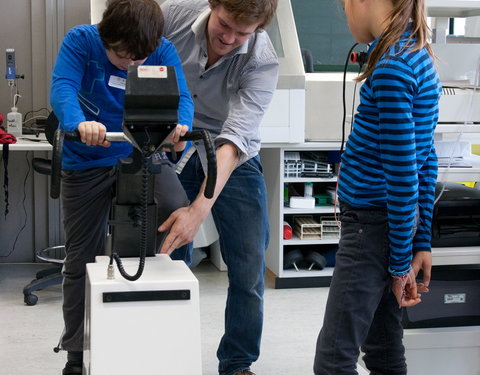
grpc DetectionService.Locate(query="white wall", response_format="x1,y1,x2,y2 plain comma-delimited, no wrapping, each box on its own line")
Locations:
0,1,34,117
1,0,89,118
0,0,89,263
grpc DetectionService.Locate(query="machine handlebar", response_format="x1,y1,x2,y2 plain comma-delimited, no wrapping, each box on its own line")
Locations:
179,130,217,199
49,129,217,200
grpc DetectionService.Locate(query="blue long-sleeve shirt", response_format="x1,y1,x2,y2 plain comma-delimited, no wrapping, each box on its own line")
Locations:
50,24,194,170
338,30,442,276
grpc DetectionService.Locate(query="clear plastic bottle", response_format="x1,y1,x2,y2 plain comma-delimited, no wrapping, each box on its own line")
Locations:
6,107,22,137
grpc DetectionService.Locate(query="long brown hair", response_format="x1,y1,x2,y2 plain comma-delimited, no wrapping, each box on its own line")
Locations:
357,0,433,81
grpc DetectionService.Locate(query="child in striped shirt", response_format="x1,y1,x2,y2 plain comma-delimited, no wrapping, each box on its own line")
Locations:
314,0,441,374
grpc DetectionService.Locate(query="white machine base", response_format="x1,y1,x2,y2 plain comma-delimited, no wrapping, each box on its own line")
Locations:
84,255,202,375
404,326,480,375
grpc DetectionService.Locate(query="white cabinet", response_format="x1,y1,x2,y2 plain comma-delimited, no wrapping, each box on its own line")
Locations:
261,139,480,288
261,143,341,288
260,89,305,144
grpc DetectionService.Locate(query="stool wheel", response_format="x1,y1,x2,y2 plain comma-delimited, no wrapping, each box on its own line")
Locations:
284,249,304,270
305,251,327,270
24,293,38,306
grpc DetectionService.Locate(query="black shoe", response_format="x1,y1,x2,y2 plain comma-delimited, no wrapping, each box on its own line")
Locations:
62,361,82,375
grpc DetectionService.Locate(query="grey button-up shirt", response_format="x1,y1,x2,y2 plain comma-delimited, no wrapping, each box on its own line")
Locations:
161,0,279,165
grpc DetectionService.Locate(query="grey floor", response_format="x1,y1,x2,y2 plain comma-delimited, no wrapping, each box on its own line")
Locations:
0,261,329,375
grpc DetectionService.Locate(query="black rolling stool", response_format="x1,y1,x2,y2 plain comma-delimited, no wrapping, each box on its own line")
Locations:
23,112,65,306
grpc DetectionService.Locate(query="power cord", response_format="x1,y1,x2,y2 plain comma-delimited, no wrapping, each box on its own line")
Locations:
0,151,31,257
350,77,360,134
340,43,368,153
335,44,368,227
109,144,150,281
23,108,51,135
23,115,49,127
23,108,50,122
340,43,359,154
109,157,148,281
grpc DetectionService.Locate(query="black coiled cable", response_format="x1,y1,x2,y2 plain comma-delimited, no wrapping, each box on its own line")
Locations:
110,155,149,281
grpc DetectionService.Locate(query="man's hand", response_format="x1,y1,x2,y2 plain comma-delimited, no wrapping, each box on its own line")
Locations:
391,269,421,308
78,121,110,147
158,203,210,254
158,143,238,255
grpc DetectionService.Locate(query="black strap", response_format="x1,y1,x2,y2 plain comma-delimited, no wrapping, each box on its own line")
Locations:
2,143,9,218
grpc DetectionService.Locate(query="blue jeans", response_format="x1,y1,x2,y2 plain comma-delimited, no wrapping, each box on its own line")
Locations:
314,203,406,375
179,152,269,375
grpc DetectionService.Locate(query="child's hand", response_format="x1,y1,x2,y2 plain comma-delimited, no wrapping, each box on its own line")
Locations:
169,124,189,152
411,251,432,288
392,268,421,308
78,121,110,147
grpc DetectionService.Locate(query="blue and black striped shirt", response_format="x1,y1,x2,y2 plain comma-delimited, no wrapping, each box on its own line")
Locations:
338,30,442,276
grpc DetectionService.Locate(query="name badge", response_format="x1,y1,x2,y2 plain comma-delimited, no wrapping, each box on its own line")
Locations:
108,75,126,90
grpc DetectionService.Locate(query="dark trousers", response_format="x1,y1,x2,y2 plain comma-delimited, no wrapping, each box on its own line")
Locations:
314,204,407,375
60,161,189,352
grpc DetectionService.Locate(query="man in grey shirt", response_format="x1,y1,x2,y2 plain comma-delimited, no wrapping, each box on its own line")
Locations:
158,1,279,374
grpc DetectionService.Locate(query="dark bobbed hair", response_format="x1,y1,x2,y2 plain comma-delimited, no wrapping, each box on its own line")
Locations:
98,0,164,60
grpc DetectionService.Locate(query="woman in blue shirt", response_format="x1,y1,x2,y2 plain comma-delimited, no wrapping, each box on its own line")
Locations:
50,1,193,374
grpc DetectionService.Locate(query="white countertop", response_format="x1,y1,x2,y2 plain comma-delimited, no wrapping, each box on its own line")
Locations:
8,134,52,151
